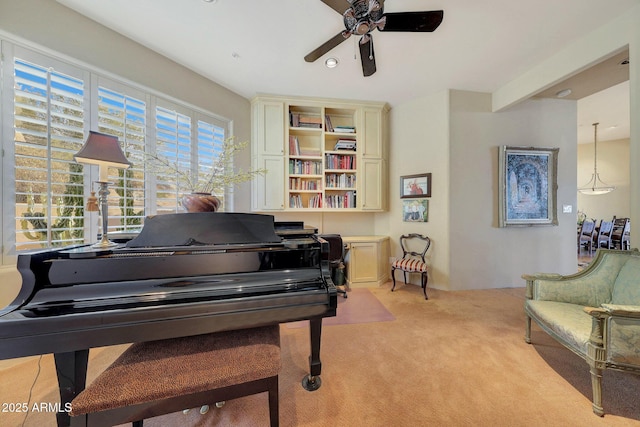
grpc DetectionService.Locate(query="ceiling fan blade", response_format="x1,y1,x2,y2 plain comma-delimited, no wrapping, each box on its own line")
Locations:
304,32,348,62
359,37,376,77
381,10,444,32
320,0,350,15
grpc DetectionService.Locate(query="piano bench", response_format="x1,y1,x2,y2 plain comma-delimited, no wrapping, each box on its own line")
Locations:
69,325,281,427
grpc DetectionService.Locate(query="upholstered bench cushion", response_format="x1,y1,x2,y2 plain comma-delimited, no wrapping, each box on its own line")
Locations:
392,258,427,272
70,325,281,416
524,300,591,357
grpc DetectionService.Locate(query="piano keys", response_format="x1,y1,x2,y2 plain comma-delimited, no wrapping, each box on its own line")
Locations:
0,212,337,427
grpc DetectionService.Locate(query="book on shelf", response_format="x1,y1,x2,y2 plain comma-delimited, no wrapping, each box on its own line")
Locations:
290,112,322,128
334,125,356,133
289,135,300,155
325,115,334,132
289,159,322,175
308,193,322,208
334,138,356,151
324,191,356,208
325,153,356,170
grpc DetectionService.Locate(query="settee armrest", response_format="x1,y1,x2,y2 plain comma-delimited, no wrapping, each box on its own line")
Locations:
522,273,563,281
600,304,640,318
522,273,563,299
584,305,640,369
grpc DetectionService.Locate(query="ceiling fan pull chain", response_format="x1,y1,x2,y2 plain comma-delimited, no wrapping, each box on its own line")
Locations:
369,40,373,59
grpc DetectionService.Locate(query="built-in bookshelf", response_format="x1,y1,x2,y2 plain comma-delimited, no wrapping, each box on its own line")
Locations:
286,104,361,209
251,95,389,212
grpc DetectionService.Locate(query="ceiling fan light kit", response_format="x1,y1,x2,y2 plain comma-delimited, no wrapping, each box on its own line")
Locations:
305,0,444,76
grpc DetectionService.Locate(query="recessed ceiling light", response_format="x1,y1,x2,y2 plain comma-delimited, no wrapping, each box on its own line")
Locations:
203,0,218,3
325,58,339,68
555,88,572,98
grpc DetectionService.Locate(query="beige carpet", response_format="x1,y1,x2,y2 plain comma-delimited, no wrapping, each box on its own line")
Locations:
287,288,395,328
2,283,639,427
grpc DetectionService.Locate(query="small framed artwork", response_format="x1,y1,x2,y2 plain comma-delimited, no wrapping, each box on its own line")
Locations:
400,173,431,198
498,146,559,227
402,199,429,222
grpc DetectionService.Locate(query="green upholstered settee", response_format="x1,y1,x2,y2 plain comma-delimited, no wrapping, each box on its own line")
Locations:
523,249,640,416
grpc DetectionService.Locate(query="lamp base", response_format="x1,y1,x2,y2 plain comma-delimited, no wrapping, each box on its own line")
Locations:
92,235,118,248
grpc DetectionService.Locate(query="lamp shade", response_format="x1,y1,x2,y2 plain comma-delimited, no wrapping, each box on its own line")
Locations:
74,131,131,181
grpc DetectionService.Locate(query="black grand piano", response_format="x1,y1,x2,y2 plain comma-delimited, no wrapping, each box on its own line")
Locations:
0,213,337,427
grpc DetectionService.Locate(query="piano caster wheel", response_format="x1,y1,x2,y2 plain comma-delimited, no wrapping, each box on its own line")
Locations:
199,405,210,415
215,401,225,408
302,374,322,391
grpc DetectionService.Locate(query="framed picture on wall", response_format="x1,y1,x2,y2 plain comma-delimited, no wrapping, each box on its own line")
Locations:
498,146,559,227
402,199,429,222
400,173,431,198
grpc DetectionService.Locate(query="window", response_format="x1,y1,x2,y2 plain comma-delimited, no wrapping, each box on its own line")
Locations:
1,42,230,265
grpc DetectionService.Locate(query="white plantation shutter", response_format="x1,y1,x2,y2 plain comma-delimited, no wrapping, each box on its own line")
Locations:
97,83,146,232
13,57,87,251
154,105,193,214
196,119,226,201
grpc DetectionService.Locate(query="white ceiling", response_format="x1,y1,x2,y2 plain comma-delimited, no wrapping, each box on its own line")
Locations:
57,0,636,143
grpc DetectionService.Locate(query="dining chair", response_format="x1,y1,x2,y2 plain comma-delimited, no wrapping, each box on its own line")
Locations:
578,220,595,253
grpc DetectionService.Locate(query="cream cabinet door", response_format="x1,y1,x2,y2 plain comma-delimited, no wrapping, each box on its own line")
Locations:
361,107,383,159
252,155,285,211
360,159,385,211
253,101,285,156
349,242,378,284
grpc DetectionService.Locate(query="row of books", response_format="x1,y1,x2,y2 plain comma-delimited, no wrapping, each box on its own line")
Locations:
325,192,356,209
325,115,356,134
289,177,321,191
325,154,356,170
325,173,356,189
289,159,322,175
290,112,322,128
290,112,357,133
289,194,323,209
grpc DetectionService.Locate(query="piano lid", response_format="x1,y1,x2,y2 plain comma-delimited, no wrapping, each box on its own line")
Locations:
126,212,282,248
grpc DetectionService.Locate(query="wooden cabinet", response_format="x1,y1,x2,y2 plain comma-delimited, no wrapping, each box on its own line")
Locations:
251,101,286,210
343,236,390,287
251,95,389,212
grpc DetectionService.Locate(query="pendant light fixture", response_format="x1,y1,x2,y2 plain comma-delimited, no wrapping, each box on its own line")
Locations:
578,122,615,195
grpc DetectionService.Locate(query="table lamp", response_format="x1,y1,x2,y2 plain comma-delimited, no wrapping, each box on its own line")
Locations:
74,131,132,248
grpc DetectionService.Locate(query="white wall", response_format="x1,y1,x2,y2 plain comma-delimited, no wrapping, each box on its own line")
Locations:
383,91,451,290
577,138,630,221
449,91,578,289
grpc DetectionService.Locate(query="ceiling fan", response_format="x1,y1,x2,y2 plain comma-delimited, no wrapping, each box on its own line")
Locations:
305,0,444,77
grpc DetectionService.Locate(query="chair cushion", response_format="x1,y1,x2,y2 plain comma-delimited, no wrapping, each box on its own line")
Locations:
392,258,428,273
525,300,591,357
612,257,640,305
